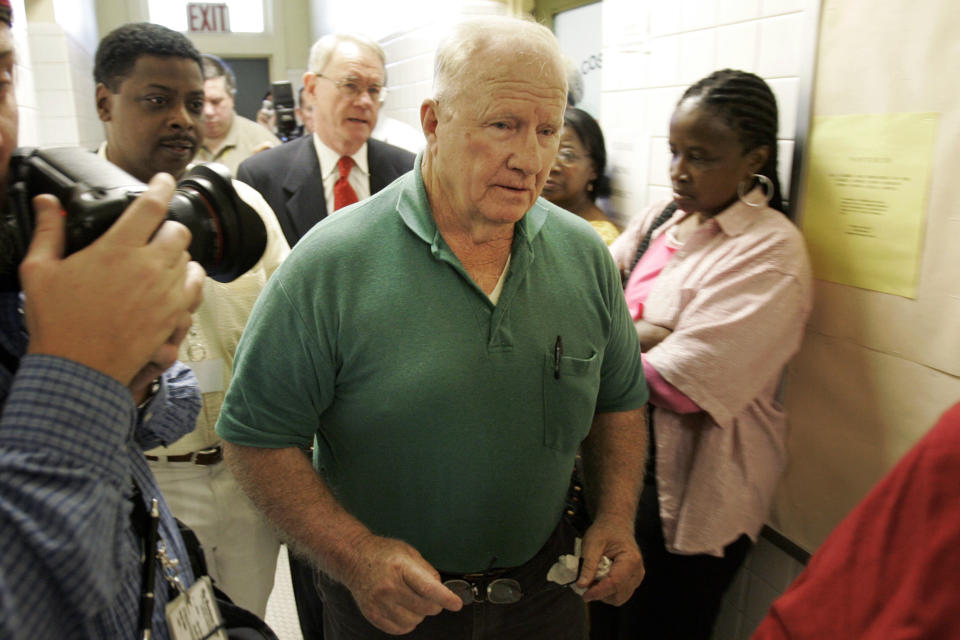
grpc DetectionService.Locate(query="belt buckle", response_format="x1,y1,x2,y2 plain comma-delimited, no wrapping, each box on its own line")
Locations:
193,446,222,466
145,446,222,465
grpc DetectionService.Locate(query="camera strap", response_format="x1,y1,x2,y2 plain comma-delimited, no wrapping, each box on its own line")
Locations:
626,202,678,280
0,340,19,375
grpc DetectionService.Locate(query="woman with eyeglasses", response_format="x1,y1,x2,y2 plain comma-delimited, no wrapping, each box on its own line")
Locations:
541,107,620,244
592,69,813,640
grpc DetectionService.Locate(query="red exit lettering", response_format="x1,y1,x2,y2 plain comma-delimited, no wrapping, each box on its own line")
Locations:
187,3,231,33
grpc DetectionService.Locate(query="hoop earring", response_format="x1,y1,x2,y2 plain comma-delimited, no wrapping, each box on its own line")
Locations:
737,174,773,208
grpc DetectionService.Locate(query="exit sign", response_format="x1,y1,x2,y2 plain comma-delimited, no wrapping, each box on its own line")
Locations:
187,3,231,33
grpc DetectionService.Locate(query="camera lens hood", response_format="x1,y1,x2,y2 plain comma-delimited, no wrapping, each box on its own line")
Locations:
173,163,266,283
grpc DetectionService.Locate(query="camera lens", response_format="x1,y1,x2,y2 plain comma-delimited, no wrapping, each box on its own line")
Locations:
170,163,266,283
1,148,267,287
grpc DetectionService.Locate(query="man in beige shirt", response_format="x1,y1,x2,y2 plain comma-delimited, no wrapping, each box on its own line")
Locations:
93,23,290,617
195,53,280,176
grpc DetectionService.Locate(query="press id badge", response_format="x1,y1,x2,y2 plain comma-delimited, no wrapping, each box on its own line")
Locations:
166,576,228,640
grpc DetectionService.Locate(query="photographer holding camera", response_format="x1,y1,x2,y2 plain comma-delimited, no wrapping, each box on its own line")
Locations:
0,5,208,639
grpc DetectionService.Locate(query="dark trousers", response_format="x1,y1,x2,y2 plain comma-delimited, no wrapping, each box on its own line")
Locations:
289,551,325,639
589,479,751,640
289,446,326,639
316,520,587,640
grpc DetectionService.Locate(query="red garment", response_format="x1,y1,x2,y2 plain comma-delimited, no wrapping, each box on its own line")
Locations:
752,402,960,640
333,156,359,210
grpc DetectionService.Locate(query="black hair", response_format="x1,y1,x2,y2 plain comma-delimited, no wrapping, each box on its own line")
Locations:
680,69,784,213
0,0,12,28
563,107,611,202
94,23,202,92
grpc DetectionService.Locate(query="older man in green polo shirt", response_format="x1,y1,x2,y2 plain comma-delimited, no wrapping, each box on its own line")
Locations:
217,15,648,639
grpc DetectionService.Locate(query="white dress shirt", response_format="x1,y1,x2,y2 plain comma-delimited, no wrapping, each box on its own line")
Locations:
313,134,370,217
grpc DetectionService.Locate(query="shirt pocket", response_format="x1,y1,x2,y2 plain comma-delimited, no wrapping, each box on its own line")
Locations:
542,349,601,452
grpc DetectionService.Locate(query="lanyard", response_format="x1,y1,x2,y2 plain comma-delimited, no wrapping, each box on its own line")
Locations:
130,481,187,639
0,339,19,375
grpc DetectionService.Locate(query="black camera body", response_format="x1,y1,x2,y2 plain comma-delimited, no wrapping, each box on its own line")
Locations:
272,81,298,142
1,147,266,291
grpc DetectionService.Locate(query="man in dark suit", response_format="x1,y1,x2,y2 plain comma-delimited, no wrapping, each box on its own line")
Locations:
237,33,415,248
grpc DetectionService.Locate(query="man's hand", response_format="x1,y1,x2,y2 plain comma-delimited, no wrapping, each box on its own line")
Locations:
255,108,276,133
579,408,647,604
225,445,461,636
635,318,671,351
20,173,206,387
127,307,196,404
576,515,645,605
341,534,463,635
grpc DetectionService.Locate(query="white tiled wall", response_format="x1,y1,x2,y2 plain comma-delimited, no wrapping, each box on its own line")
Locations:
14,0,100,150
26,22,101,149
600,0,810,223
12,0,39,147
379,24,438,132
713,535,808,640
375,1,508,132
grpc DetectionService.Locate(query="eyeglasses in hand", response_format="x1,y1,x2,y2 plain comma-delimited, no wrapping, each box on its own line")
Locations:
443,578,523,605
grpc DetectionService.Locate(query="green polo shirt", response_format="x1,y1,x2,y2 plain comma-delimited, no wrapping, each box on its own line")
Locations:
217,160,647,572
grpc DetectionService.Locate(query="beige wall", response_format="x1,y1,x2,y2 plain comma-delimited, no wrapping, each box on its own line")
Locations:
14,0,315,149
772,0,960,553
25,0,54,21
94,0,312,84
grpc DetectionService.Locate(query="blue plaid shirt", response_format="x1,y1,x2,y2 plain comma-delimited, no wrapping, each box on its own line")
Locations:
0,291,200,639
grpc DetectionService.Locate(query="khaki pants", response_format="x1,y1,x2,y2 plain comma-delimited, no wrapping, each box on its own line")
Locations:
149,457,281,618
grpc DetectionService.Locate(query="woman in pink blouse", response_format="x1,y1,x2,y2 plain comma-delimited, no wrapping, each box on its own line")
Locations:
591,70,813,640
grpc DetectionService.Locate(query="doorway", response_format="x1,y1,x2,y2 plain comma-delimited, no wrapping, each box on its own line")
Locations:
222,57,271,121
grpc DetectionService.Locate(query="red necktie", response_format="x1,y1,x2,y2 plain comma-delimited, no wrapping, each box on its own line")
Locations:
334,156,359,211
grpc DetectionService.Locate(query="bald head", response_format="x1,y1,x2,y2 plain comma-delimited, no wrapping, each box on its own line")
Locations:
420,16,568,236
432,16,567,108
308,33,386,78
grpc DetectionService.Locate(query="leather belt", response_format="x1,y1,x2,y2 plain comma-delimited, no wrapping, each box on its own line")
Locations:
145,445,223,466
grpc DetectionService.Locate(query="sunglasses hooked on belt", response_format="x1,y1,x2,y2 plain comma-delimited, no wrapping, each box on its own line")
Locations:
441,525,588,606
442,556,525,606
442,576,523,605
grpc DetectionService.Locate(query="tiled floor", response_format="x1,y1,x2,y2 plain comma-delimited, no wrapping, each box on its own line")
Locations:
710,536,807,640
265,545,305,640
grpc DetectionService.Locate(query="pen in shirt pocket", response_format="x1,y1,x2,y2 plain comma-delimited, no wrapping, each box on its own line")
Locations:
554,335,563,380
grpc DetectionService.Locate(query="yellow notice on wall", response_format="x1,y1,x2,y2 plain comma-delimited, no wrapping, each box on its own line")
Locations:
802,112,938,298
